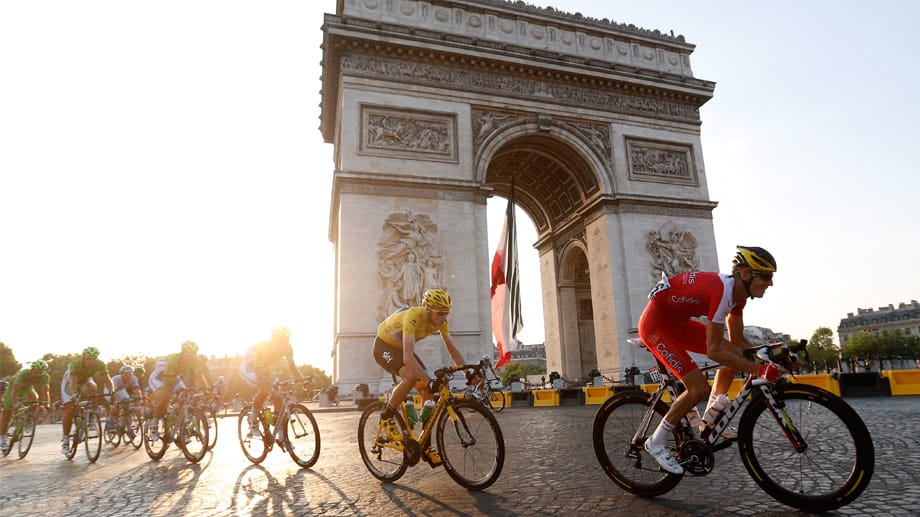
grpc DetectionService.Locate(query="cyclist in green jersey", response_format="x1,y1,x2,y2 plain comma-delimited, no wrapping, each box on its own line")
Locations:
0,360,52,451
60,347,113,454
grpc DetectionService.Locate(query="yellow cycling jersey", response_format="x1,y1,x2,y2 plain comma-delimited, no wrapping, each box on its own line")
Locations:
377,306,448,349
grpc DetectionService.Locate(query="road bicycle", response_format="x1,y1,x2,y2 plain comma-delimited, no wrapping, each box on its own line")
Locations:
104,398,144,450
357,364,505,490
143,388,210,463
592,339,874,513
463,356,507,412
1,402,41,459
237,377,321,468
201,386,222,451
64,394,106,463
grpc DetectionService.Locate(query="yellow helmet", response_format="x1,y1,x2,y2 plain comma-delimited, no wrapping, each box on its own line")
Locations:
422,289,452,310
181,340,199,354
733,246,777,273
271,326,291,342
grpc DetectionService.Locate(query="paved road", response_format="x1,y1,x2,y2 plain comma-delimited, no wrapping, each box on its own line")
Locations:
0,396,916,516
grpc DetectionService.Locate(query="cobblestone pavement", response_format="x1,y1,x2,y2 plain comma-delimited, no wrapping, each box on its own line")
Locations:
0,396,916,516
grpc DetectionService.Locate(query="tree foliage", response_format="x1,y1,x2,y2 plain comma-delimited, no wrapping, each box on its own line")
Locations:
1,342,22,378
497,362,545,386
803,327,840,374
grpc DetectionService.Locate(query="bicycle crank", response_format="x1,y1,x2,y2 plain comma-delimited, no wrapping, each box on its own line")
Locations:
403,437,422,466
679,439,714,476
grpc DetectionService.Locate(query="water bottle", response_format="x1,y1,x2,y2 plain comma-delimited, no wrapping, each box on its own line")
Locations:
404,401,418,427
262,407,273,426
420,400,436,425
702,394,731,426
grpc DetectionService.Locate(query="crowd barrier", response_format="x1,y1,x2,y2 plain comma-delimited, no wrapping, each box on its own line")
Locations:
881,370,920,396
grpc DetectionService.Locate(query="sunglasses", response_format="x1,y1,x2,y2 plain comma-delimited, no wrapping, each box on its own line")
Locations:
753,271,773,282
432,310,450,316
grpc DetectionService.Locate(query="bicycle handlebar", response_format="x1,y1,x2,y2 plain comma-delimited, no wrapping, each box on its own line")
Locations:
744,339,809,370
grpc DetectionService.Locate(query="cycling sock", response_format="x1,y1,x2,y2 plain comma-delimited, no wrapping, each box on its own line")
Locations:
649,419,675,446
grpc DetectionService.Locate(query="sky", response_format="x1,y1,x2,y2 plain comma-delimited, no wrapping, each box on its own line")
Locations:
2,1,918,375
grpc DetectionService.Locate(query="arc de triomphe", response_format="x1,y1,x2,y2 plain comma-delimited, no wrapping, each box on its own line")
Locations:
320,0,719,391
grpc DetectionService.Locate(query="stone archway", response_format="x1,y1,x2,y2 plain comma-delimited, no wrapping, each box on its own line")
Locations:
320,0,720,390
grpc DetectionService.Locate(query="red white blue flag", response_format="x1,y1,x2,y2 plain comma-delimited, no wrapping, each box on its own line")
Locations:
490,185,523,369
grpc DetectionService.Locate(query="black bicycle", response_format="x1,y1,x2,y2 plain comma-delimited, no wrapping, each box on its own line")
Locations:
593,339,874,513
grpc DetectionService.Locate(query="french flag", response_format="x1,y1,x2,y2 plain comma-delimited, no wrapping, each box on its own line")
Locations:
490,186,523,369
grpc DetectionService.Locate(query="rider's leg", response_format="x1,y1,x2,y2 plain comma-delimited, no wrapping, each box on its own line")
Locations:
653,369,709,443
387,364,420,414
0,408,11,436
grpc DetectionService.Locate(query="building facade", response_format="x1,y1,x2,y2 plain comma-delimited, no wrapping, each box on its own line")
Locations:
838,300,920,345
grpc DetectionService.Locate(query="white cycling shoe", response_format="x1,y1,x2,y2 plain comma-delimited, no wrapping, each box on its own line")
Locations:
644,437,684,475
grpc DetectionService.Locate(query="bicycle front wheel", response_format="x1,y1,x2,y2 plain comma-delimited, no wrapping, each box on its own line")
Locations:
357,400,408,482
592,391,682,497
126,409,144,449
84,411,103,463
18,412,36,459
143,416,169,461
105,414,121,447
487,388,506,413
437,399,505,490
178,409,209,463
203,407,218,451
237,404,269,464
737,383,875,513
284,404,321,468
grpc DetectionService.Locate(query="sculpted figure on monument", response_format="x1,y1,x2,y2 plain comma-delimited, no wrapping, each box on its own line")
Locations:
377,212,444,320
646,222,700,278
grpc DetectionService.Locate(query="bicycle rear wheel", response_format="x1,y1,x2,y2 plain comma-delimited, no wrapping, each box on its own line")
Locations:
143,416,169,461
237,404,269,464
284,403,321,468
17,412,36,459
84,411,102,463
592,391,682,496
178,409,209,463
737,384,875,512
357,400,408,482
437,399,504,490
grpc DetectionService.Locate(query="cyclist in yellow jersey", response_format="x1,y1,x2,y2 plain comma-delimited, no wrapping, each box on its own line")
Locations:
373,289,466,428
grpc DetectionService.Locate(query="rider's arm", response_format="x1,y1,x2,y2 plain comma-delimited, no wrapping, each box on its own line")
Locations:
402,335,430,382
441,332,465,368
705,320,759,375
38,384,51,408
285,356,305,380
101,374,114,393
726,312,755,350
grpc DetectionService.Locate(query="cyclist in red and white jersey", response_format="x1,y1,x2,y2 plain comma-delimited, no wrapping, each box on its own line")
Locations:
639,246,784,474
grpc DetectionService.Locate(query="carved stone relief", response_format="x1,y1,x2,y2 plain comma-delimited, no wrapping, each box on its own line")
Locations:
646,222,699,278
377,212,444,320
343,54,700,122
361,105,458,162
627,138,697,186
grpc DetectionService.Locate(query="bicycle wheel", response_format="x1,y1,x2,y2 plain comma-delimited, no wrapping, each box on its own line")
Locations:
203,407,218,451
144,416,169,461
65,415,80,460
487,388,506,413
592,391,682,496
105,414,121,447
237,404,269,464
357,400,408,482
436,399,505,490
284,403,321,468
126,409,144,449
178,409,209,463
737,383,875,513
17,412,36,459
1,427,13,457
84,410,102,463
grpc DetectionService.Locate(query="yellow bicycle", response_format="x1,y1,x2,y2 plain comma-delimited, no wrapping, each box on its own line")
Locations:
357,364,505,490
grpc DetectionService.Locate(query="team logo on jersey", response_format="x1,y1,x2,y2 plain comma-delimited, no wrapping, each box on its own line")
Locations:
382,351,393,364
670,295,701,304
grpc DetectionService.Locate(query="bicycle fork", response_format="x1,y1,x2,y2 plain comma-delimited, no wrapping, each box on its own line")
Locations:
757,385,807,453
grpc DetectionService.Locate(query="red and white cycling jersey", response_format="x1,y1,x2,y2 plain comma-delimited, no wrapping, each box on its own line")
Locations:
639,271,746,378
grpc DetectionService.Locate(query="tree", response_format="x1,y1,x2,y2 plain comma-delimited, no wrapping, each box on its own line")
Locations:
1,342,22,378
497,362,545,386
805,327,840,374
